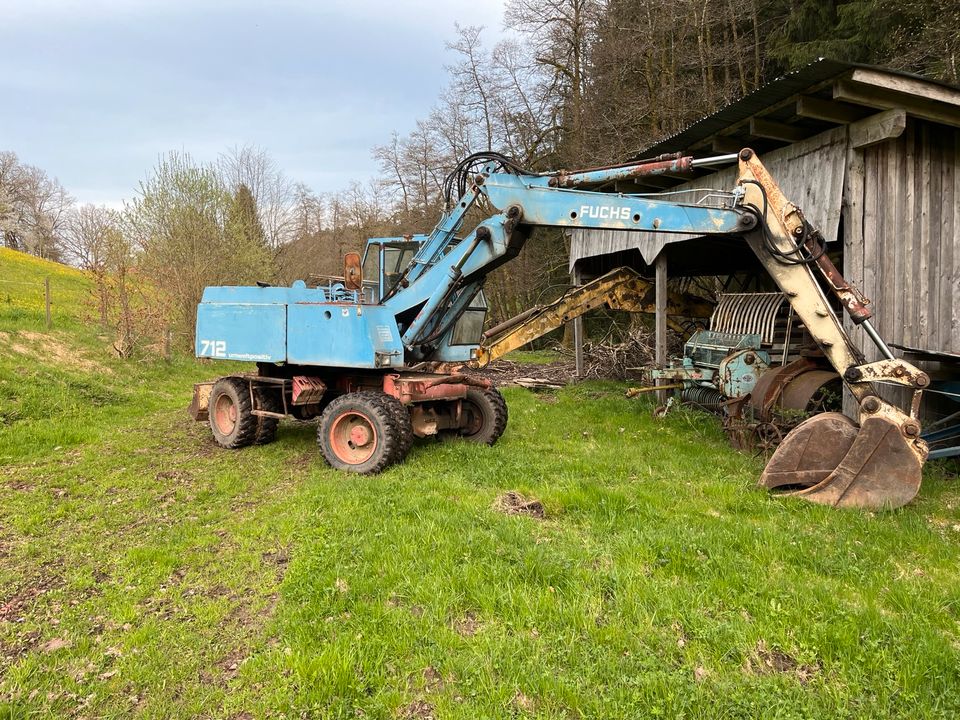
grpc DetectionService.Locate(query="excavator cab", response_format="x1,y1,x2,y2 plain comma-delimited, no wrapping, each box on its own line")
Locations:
362,236,425,302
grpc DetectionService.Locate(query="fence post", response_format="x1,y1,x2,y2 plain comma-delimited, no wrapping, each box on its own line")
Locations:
655,253,668,405
164,327,172,361
44,277,51,329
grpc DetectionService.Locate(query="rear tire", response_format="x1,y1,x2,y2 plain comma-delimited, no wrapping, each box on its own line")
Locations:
317,391,403,474
381,395,414,462
459,387,508,445
253,385,282,445
209,377,258,449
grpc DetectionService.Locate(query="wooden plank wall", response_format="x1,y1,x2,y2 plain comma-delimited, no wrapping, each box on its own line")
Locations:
845,119,960,359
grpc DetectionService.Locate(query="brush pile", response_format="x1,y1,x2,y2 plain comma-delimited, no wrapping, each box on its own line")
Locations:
556,328,656,380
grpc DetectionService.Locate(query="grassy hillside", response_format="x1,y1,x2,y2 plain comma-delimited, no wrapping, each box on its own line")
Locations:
2,249,960,719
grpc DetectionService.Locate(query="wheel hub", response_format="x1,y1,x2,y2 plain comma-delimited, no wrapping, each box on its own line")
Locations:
214,394,237,435
350,425,372,447
329,411,378,465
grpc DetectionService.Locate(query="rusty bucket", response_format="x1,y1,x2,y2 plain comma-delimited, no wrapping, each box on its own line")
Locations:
759,412,924,510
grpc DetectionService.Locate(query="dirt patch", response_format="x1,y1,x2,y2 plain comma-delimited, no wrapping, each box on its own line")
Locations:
408,666,447,695
218,647,246,682
10,331,112,374
155,469,193,484
493,491,545,519
398,699,434,719
261,549,289,567
744,640,820,683
0,570,62,624
452,611,482,637
511,690,536,713
0,568,64,670
470,358,575,387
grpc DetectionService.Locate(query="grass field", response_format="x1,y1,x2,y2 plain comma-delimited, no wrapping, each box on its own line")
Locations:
2,248,960,719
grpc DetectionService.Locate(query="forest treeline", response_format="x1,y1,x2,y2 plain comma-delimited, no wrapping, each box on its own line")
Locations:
3,0,957,354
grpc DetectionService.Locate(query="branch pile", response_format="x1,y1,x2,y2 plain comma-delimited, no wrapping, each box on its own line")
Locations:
556,328,655,380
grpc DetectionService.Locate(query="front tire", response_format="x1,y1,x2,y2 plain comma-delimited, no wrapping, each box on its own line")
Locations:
209,377,258,449
317,391,405,474
459,387,508,445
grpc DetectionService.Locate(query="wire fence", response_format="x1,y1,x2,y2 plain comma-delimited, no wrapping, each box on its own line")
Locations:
0,277,52,328
0,275,186,361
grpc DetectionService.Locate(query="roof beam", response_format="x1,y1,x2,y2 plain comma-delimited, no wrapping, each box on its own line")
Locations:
850,68,960,109
849,108,907,149
711,137,744,153
796,95,865,124
749,117,810,142
833,80,960,129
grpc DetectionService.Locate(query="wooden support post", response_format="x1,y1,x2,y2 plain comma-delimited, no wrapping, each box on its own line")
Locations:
572,266,584,379
655,252,668,404
44,277,51,329
163,327,172,361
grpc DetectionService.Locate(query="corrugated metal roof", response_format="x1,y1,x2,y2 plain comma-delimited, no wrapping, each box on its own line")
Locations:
633,58,960,158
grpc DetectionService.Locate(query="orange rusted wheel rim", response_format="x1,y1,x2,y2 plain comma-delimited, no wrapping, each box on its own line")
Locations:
213,392,238,436
328,411,378,465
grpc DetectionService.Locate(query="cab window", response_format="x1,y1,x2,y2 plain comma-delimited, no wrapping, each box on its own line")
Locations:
450,290,488,346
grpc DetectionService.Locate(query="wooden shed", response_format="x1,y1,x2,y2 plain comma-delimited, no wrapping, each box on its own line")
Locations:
569,59,960,420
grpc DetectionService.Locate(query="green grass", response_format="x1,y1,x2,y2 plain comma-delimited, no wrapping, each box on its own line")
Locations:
2,249,960,719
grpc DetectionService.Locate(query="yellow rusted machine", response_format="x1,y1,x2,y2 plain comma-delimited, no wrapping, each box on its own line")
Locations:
472,266,713,367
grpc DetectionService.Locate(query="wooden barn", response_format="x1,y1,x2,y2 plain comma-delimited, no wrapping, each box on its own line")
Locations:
569,59,960,430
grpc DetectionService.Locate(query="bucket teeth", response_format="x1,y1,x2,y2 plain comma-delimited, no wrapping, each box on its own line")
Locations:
760,412,923,510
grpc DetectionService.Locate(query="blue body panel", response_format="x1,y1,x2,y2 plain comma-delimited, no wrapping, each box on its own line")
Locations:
286,303,402,368
195,281,403,369
196,301,287,362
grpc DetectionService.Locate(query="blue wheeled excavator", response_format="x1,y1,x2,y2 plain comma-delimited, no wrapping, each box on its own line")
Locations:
190,149,930,510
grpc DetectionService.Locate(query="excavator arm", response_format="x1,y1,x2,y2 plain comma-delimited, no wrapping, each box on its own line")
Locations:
371,149,927,508
735,149,927,508
473,267,714,366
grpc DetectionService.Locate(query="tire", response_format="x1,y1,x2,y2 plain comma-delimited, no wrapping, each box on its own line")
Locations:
253,385,282,445
208,377,258,449
459,387,508,445
380,394,414,463
317,391,403,474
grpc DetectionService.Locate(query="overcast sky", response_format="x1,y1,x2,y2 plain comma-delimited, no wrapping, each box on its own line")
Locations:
2,0,507,207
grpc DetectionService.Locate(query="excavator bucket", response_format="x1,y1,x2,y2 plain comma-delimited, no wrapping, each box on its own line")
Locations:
759,412,924,510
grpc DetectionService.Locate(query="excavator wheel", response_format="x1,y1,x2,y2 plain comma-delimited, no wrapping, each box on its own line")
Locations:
459,387,508,445
318,391,405,474
380,394,415,462
209,377,259,449
759,412,924,510
252,385,282,445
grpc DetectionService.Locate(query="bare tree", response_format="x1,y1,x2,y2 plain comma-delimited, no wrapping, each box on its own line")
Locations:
217,145,295,250
0,151,72,260
62,204,116,270
505,0,602,165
